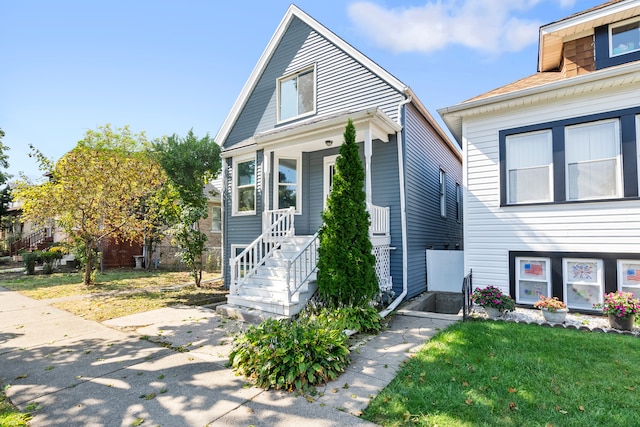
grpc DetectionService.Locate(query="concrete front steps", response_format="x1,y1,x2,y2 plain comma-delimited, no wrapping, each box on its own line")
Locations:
216,235,318,322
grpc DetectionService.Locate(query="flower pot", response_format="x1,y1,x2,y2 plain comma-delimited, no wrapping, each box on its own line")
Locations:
484,306,503,319
541,308,568,323
608,314,635,331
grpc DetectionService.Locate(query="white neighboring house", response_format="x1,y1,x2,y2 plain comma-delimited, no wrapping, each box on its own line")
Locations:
439,0,640,312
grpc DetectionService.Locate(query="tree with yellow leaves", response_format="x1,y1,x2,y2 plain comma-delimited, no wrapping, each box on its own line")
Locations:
14,125,166,285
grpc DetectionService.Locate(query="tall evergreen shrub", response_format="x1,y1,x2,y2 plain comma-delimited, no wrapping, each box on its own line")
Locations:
317,119,378,307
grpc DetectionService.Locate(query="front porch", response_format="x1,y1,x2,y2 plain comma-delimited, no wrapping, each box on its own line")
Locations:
219,205,393,320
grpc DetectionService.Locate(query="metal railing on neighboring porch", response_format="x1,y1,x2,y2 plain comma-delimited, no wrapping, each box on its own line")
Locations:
230,207,294,295
462,269,473,321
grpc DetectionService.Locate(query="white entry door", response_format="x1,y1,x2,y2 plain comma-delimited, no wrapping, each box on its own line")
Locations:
323,155,338,209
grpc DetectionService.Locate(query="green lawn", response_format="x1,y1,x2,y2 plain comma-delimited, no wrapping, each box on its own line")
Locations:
0,386,31,427
0,269,226,321
363,320,640,427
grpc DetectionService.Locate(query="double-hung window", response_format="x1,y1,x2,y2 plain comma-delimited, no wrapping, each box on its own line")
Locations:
211,206,221,231
234,156,256,215
278,66,316,122
276,157,300,212
565,119,620,201
506,130,552,204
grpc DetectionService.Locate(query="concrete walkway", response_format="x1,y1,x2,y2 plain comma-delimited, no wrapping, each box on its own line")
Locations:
0,286,459,427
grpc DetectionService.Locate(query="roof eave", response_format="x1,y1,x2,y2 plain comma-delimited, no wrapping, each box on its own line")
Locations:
215,4,407,147
438,61,640,145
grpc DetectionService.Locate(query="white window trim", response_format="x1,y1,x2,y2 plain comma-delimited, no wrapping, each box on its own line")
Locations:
274,156,302,214
617,259,640,295
636,115,640,186
439,169,446,218
211,205,222,232
564,119,621,201
506,129,553,205
515,257,551,305
609,17,640,57
276,64,317,124
232,154,257,216
323,155,338,210
562,258,604,310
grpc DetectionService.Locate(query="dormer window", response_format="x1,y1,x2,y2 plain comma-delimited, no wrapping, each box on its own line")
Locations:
277,65,316,123
610,18,640,57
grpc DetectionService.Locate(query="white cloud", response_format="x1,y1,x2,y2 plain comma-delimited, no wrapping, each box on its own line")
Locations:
347,0,574,55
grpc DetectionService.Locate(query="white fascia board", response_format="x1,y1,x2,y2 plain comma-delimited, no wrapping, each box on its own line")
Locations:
214,5,407,146
439,61,640,144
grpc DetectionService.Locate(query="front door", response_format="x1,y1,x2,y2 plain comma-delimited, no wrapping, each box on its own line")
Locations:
323,155,338,209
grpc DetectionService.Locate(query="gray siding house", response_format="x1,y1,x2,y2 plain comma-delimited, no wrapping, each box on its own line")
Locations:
216,5,462,317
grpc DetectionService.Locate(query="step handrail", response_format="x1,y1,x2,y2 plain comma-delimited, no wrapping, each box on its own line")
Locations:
230,207,294,295
285,232,319,304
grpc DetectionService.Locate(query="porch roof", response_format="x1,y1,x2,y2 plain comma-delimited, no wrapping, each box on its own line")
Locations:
220,107,401,158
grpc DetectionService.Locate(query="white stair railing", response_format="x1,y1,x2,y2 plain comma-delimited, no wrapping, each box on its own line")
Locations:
285,232,319,304
231,207,294,295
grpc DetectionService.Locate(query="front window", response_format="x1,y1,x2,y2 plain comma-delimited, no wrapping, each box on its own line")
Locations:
565,119,620,201
234,157,256,214
276,158,300,212
506,130,552,204
278,66,315,122
610,18,640,56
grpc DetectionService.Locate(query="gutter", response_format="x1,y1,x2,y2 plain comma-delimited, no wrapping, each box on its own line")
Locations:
379,93,412,318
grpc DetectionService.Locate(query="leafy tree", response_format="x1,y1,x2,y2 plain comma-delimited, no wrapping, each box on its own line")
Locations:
317,119,378,307
153,130,221,286
0,129,11,234
14,125,166,285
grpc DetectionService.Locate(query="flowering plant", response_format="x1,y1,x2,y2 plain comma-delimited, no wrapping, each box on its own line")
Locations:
533,295,567,313
593,291,640,319
471,285,515,312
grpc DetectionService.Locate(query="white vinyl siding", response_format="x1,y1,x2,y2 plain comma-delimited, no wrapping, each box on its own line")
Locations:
506,130,552,204
515,257,551,304
563,258,604,310
565,119,621,201
460,85,640,295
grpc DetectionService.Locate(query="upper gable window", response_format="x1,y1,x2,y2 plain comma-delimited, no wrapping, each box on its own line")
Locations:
277,66,316,123
610,18,640,57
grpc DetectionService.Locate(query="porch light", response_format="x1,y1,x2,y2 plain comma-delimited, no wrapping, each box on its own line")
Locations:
325,139,333,146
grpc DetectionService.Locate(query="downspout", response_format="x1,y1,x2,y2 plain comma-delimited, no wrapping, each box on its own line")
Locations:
379,93,412,318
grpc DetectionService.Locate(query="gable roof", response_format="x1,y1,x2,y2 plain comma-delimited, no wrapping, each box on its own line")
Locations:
214,4,407,146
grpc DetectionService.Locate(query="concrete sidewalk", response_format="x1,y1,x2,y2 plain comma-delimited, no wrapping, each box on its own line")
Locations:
0,286,458,426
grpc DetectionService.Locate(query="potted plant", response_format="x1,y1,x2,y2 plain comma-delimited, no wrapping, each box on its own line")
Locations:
593,291,640,330
471,285,515,318
533,295,568,323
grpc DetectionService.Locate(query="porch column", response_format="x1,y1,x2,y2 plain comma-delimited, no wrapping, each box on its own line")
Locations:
364,123,372,205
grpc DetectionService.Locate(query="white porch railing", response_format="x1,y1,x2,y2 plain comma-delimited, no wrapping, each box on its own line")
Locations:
286,232,319,302
368,203,393,292
231,207,294,295
368,203,390,237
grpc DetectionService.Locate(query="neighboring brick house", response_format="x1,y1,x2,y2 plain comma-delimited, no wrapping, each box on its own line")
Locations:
155,182,222,272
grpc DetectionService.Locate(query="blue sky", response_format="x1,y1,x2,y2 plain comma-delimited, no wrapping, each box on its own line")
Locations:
1,0,605,180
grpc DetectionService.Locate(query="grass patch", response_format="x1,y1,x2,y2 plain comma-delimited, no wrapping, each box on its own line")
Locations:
53,285,227,321
1,269,226,321
362,321,640,427
0,385,31,426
